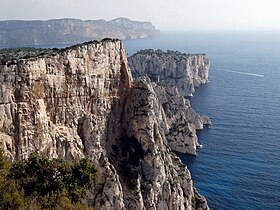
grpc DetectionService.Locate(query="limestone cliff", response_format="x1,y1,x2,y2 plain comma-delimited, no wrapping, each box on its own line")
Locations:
0,40,209,209
0,18,160,47
129,50,211,155
129,49,210,97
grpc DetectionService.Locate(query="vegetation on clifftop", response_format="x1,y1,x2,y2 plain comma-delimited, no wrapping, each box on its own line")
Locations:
0,150,97,209
0,39,120,65
132,49,206,57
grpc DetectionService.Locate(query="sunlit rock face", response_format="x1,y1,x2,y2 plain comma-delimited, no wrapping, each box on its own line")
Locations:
129,50,211,155
128,49,210,97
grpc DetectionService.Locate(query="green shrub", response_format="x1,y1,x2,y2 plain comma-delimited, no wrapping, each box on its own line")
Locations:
0,150,97,209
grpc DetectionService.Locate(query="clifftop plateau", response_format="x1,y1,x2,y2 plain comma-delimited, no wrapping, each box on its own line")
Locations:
0,39,209,209
0,18,160,47
129,49,210,97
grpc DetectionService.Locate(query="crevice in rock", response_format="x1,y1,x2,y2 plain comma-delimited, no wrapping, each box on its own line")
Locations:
77,117,86,153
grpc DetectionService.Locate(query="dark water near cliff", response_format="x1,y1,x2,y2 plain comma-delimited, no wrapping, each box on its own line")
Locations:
124,31,280,210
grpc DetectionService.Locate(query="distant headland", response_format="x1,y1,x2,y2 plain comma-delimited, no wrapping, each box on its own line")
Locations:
0,17,160,47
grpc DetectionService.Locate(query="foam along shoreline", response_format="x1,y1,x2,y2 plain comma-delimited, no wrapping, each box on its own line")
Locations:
227,70,264,77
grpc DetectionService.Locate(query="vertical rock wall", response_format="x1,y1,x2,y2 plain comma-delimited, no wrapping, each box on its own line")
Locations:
128,50,211,155
129,49,210,97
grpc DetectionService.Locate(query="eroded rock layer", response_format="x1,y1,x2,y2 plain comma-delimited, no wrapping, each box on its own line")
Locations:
129,50,211,155
0,40,209,210
129,49,210,97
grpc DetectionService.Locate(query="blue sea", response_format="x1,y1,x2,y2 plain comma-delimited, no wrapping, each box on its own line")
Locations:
124,31,280,210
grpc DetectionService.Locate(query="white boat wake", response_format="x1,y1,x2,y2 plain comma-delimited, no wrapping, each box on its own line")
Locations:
226,70,264,77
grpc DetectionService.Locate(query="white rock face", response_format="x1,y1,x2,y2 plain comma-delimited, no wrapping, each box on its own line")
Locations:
120,77,195,209
0,40,209,210
129,49,210,97
128,50,211,155
0,40,130,209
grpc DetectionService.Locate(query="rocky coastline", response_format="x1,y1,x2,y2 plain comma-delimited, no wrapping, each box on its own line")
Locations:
129,49,211,155
0,39,209,209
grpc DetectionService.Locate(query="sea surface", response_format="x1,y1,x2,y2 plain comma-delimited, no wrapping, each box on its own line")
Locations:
124,31,280,210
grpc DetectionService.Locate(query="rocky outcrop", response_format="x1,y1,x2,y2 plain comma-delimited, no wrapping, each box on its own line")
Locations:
128,50,211,155
152,84,203,155
0,40,209,209
0,18,160,47
129,49,210,97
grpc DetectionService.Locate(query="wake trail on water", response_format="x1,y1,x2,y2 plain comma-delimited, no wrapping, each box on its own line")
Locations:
226,70,264,77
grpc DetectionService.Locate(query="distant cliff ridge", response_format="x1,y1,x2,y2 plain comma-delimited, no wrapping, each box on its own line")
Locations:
0,18,160,47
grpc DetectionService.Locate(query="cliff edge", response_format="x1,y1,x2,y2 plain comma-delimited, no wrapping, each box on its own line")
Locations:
0,40,209,209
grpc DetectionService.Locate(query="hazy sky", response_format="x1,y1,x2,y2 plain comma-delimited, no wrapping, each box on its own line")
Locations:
1,0,280,31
